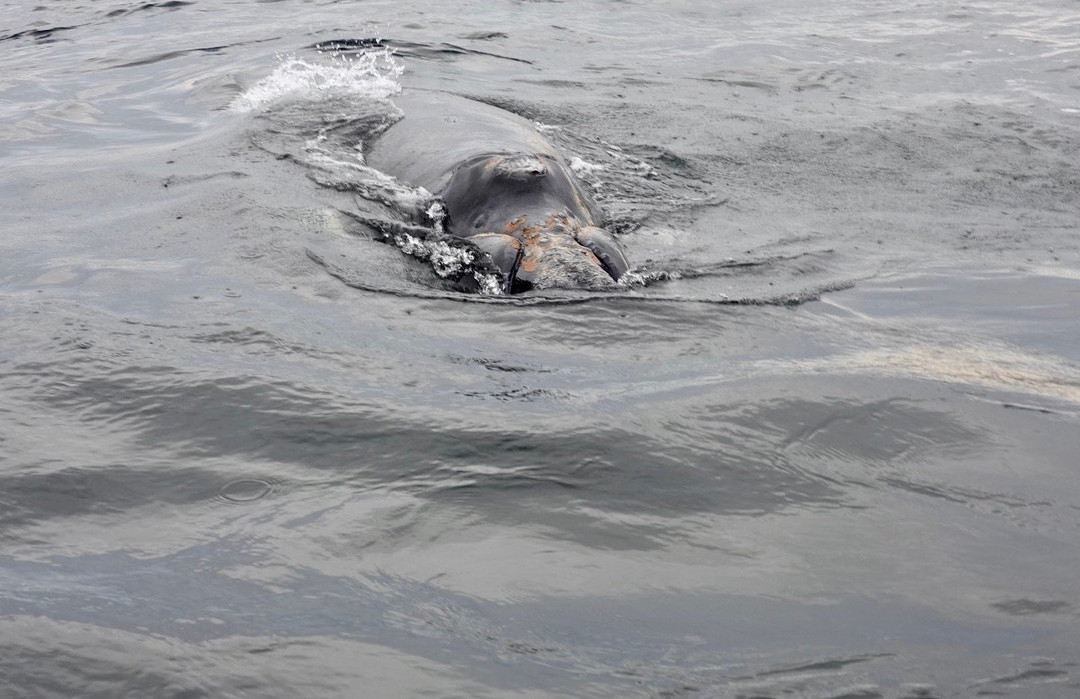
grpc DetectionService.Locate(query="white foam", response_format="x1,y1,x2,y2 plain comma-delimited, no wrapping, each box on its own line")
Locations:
569,156,605,177
231,50,402,113
474,273,504,296
617,270,648,288
392,233,503,296
425,200,448,235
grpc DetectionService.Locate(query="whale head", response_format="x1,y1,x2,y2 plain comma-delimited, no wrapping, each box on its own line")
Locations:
467,216,629,293
442,153,630,293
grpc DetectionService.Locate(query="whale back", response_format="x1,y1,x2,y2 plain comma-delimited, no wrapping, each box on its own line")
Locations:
365,91,559,196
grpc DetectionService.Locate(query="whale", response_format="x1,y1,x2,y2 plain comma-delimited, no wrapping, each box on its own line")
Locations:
364,91,629,293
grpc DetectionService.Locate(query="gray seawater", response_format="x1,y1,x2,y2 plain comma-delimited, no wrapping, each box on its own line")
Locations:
3,0,1080,696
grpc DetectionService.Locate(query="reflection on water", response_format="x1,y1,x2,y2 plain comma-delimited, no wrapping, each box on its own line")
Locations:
3,276,1079,695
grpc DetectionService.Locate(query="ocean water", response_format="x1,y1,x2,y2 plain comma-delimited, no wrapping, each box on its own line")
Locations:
2,0,1080,696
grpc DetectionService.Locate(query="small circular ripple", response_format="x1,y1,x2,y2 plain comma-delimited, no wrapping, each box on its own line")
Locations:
214,477,283,505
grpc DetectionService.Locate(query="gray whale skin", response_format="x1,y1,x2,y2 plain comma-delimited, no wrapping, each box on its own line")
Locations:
365,91,630,293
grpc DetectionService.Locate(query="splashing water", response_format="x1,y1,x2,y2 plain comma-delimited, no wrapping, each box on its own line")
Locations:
231,50,402,113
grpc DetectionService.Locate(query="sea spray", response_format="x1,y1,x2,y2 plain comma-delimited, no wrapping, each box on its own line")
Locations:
231,50,402,113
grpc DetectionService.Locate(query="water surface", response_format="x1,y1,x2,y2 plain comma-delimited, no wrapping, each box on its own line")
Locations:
2,0,1080,696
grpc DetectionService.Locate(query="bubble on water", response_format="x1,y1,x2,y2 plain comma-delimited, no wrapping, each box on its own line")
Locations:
231,50,402,113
